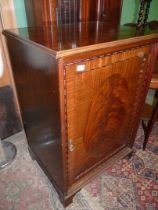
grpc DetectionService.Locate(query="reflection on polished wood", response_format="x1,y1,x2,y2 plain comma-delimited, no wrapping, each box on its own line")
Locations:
6,22,158,54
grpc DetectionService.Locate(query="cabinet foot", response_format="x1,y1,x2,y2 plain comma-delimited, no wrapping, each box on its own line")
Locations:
64,195,74,207
126,151,134,160
59,191,80,207
58,195,74,207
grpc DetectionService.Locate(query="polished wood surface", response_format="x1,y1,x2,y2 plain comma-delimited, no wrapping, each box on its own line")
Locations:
24,0,122,26
65,46,151,185
5,34,64,195
4,22,158,57
4,22,158,206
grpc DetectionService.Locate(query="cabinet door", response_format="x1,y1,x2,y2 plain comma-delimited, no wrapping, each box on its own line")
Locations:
65,46,151,185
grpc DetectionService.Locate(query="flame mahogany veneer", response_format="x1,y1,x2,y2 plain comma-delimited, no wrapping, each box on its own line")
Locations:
3,22,158,206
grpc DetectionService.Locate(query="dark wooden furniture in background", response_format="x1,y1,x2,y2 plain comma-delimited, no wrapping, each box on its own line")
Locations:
24,0,122,26
136,0,152,30
142,57,158,150
4,23,158,206
136,2,158,150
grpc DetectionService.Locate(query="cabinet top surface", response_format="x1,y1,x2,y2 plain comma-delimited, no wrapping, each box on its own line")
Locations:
4,21,158,58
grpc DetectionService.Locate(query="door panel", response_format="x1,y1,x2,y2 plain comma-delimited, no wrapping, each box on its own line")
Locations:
65,46,151,185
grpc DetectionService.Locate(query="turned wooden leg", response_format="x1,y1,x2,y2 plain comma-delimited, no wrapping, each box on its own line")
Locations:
143,100,158,150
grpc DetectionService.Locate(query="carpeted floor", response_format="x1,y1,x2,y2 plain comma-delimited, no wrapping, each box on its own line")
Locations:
0,124,158,210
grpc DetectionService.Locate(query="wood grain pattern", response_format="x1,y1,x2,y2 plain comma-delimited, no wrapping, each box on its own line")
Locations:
4,23,158,206
24,0,122,26
64,46,151,185
84,74,129,153
79,0,90,21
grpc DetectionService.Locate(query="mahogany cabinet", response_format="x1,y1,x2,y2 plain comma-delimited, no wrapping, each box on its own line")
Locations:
3,22,158,206
24,0,122,26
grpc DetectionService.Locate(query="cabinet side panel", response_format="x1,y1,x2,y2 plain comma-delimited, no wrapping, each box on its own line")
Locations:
5,36,64,191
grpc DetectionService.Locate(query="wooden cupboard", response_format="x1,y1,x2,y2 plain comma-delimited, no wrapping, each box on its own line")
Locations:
3,22,158,206
24,0,122,26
